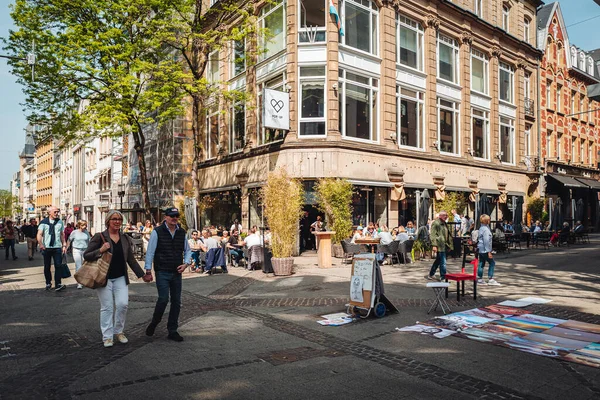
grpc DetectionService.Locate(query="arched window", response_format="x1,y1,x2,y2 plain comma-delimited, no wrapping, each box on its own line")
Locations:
523,16,531,43
588,57,594,75
571,46,577,67
579,51,585,70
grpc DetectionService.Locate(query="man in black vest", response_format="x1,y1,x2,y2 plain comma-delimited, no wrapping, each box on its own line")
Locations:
143,208,191,342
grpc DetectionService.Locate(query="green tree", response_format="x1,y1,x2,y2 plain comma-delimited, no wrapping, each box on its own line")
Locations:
4,0,185,219
0,190,17,219
314,178,354,244
527,197,545,222
434,192,467,216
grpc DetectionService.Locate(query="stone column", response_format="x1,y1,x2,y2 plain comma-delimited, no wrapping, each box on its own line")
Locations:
380,4,397,149
424,14,440,152
326,0,340,139
489,46,502,164
461,31,473,158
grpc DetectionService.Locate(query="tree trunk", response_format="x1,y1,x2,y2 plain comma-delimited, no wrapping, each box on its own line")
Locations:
130,121,152,222
191,94,202,228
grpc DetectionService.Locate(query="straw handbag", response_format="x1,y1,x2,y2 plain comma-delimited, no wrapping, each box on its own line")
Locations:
74,233,111,289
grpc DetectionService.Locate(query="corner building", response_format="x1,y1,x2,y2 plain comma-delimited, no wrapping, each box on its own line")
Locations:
197,0,542,229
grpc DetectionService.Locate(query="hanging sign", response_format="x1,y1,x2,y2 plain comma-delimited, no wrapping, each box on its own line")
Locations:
263,88,290,130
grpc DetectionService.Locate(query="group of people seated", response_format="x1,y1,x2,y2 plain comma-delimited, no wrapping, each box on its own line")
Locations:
187,225,270,272
350,221,416,245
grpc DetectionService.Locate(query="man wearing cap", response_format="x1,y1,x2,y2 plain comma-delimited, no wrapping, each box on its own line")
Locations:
144,207,192,342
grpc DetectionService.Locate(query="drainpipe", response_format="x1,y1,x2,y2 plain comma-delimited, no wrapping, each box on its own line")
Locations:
537,60,543,199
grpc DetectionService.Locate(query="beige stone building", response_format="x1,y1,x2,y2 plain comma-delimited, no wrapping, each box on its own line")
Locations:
197,0,543,231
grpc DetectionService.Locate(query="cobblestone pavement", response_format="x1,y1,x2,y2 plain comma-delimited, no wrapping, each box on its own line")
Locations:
1,238,599,399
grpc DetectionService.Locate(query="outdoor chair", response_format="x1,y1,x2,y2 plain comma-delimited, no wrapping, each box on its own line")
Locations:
493,236,510,253
445,247,478,301
248,245,264,270
377,240,399,267
534,232,550,249
341,239,361,264
574,230,590,244
508,233,522,250
397,241,412,264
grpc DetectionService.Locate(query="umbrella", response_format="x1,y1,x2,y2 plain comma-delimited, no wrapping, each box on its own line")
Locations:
576,198,585,224
551,198,563,231
514,196,524,234
184,197,197,230
477,194,490,228
418,189,430,228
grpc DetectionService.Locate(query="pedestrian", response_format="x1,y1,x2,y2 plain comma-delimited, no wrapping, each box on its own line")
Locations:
37,206,67,291
84,210,147,347
67,220,91,289
22,218,38,260
142,220,153,253
230,219,242,234
64,222,75,242
188,230,202,271
476,214,500,286
425,210,453,281
144,207,191,342
2,220,18,261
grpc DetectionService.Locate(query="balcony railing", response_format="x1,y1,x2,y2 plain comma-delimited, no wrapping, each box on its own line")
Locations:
524,98,535,117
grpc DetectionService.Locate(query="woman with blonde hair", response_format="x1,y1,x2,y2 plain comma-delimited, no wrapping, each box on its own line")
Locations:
142,220,153,253
84,210,147,347
476,214,500,286
67,220,91,289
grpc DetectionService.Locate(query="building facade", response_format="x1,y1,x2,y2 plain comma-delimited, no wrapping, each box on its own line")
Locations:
33,136,55,216
196,0,543,230
537,2,600,229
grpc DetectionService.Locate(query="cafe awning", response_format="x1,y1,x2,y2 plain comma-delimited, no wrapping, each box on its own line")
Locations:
445,186,470,192
575,177,600,190
404,182,437,190
547,173,588,189
347,179,394,188
479,188,501,195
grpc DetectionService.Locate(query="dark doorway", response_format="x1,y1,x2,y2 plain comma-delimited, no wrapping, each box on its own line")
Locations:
300,205,324,252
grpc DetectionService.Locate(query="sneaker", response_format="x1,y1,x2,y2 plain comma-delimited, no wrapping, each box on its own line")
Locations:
477,279,487,285
146,322,157,337
45,284,52,291
77,284,83,289
425,275,435,281
55,284,66,292
115,333,128,344
487,279,501,286
103,339,114,348
168,332,184,342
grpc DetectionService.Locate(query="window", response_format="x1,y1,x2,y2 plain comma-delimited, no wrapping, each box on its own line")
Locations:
208,51,219,83
524,125,531,156
339,69,379,141
472,108,489,159
557,133,562,160
524,73,531,99
581,140,586,164
396,87,424,149
580,95,585,120
299,0,326,43
229,102,245,153
499,116,515,163
524,17,531,43
206,108,219,159
499,62,514,103
589,142,595,165
259,0,285,61
546,131,552,158
557,84,562,112
475,0,483,18
258,74,286,145
231,39,246,77
471,49,488,94
546,81,552,109
502,4,510,32
437,98,459,154
571,90,576,114
397,15,423,71
438,34,459,84
299,66,326,136
340,0,379,55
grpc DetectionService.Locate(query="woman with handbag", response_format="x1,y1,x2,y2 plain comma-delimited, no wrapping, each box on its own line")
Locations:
68,220,90,289
84,210,147,348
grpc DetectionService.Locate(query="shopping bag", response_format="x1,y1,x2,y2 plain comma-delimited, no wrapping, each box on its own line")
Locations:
59,255,72,279
74,234,111,289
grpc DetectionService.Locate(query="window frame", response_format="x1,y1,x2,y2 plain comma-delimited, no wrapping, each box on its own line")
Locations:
502,4,510,32
298,0,327,43
258,0,286,62
257,73,287,146
471,107,490,161
230,39,246,78
499,61,514,104
499,116,515,164
396,14,424,72
339,0,379,56
437,34,460,85
206,107,220,160
470,48,489,95
229,101,245,154
339,68,379,143
437,97,460,156
396,85,425,150
298,65,327,138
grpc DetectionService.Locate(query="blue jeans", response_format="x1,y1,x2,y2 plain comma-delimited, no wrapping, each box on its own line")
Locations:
43,248,63,286
229,249,244,264
190,251,201,269
152,270,182,334
478,252,496,279
4,239,16,259
429,251,447,279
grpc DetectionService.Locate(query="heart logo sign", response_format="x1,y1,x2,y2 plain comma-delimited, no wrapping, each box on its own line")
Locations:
270,99,284,113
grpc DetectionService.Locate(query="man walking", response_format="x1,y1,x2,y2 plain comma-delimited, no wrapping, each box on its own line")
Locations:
22,218,38,261
144,207,191,342
37,207,67,291
425,211,453,281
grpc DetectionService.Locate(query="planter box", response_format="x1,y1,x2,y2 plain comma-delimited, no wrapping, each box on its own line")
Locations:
272,257,294,276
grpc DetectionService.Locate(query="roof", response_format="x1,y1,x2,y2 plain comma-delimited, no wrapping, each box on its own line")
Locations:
537,2,555,31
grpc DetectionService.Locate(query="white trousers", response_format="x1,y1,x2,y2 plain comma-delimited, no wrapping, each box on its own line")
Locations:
96,276,129,340
72,248,85,273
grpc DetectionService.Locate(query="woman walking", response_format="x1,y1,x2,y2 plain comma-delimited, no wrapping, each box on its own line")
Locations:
84,210,146,348
142,220,153,253
477,214,501,286
67,220,90,289
2,220,18,260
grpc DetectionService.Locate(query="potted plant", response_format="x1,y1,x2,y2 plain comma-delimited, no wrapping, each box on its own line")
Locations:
315,178,354,258
262,169,304,276
411,239,431,261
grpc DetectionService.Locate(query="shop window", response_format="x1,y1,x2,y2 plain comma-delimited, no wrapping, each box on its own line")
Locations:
438,98,459,154
340,0,379,55
396,14,423,71
396,86,424,149
339,69,378,142
299,66,326,137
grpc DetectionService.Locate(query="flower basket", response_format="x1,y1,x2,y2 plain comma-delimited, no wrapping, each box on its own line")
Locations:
272,257,294,276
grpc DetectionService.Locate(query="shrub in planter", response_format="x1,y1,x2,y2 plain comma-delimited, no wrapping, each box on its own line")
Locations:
262,169,304,275
314,178,354,257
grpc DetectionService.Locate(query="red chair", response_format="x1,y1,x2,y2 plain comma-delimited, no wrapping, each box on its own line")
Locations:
445,258,478,301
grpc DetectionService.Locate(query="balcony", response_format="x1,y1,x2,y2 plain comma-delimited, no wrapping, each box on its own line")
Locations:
524,98,535,118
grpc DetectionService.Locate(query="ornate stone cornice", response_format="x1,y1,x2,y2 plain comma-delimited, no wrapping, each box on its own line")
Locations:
489,46,502,59
516,58,528,70
425,14,440,30
460,31,473,46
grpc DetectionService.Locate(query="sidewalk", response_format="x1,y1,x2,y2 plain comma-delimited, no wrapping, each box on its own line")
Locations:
1,239,599,399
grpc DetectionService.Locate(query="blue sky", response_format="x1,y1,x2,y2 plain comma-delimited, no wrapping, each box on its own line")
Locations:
1,0,600,189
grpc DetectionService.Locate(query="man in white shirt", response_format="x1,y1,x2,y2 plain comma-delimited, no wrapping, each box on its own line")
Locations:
230,219,243,234
200,230,219,252
243,226,263,248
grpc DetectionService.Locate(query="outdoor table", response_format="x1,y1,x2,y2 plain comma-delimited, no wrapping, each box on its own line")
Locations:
521,231,532,247
354,237,381,253
313,231,336,268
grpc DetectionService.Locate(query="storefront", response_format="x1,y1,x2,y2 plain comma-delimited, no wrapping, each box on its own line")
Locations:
199,188,242,228
348,180,389,228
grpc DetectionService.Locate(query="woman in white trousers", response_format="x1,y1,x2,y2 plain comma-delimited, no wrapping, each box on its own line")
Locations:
68,220,90,289
84,210,147,347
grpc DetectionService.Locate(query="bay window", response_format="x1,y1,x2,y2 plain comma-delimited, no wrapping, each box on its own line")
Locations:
499,117,515,164
396,15,423,71
396,86,424,149
472,108,489,160
340,0,379,55
438,34,459,84
299,66,326,136
339,69,378,141
438,98,459,154
471,49,488,95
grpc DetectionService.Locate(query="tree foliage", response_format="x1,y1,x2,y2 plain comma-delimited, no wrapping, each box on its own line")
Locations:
527,197,545,222
434,192,468,216
0,190,18,219
314,178,354,244
262,169,304,259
